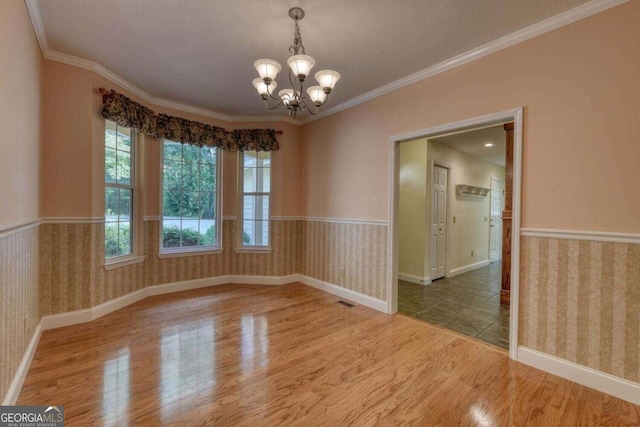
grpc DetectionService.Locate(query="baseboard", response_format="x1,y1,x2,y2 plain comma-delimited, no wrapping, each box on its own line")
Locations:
298,275,388,313
227,274,300,286
398,272,431,285
2,322,42,405
147,276,228,296
41,275,289,331
517,346,640,405
447,259,490,277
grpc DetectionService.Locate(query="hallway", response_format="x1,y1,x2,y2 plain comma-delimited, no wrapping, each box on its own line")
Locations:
398,262,509,349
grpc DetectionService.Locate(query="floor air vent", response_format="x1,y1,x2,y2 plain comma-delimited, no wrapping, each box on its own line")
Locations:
337,300,354,307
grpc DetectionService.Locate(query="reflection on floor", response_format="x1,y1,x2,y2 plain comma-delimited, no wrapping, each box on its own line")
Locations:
398,261,509,349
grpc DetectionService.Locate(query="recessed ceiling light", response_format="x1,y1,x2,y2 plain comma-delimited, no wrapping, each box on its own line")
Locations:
484,143,495,147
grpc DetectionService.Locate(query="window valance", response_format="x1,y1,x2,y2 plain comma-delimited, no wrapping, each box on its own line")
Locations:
100,89,279,151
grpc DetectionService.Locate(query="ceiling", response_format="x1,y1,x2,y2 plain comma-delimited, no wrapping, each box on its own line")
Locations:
33,0,591,118
431,125,507,167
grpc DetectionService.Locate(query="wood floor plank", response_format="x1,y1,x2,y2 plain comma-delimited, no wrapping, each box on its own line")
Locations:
17,283,640,426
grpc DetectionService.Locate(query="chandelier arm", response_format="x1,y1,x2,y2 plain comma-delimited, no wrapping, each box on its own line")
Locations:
288,68,297,91
265,84,280,101
263,98,286,110
300,98,319,115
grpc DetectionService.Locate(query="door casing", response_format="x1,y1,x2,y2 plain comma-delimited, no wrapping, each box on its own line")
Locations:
388,107,524,360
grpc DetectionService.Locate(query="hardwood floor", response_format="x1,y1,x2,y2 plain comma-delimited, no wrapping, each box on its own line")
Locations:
19,283,639,426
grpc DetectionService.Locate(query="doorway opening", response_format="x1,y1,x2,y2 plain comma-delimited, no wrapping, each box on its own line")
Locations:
389,109,523,359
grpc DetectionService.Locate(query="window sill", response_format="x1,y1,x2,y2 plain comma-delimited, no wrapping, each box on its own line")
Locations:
234,247,272,254
104,255,146,271
158,248,223,259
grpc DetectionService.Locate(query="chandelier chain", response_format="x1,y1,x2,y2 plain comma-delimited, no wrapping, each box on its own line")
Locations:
289,19,306,55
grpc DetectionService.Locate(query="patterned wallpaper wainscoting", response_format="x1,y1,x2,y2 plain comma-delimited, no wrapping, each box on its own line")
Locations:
519,236,640,383
40,219,305,316
301,221,388,301
0,225,40,400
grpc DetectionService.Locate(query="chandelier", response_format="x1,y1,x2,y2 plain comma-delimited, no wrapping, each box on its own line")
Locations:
252,7,340,118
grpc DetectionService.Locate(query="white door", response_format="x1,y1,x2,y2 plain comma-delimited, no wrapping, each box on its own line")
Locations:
490,178,504,262
430,166,448,280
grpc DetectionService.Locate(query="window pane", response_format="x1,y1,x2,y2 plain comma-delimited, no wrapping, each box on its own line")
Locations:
243,168,256,192
182,192,200,218
115,126,131,151
118,189,132,220
242,220,255,245
181,160,199,192
257,151,270,167
162,225,181,248
118,221,132,256
161,142,218,250
164,141,182,161
182,144,200,162
255,195,269,221
181,220,199,247
105,222,119,258
105,187,118,221
105,147,117,183
200,192,215,220
199,163,216,192
163,190,182,218
105,120,135,260
260,195,270,221
105,128,117,149
254,220,269,246
163,160,182,190
242,195,269,222
243,195,255,221
116,149,131,185
199,221,215,246
257,167,270,192
202,147,217,165
244,151,257,167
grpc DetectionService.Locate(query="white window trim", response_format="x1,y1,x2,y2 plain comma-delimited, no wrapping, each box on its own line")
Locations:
104,122,144,268
159,142,223,255
236,151,272,253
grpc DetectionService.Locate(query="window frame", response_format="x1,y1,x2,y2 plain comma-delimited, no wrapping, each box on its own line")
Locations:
236,150,272,253
159,141,223,257
104,120,145,269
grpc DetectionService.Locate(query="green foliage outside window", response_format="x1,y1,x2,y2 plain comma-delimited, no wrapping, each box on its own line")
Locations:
162,142,218,249
105,123,134,259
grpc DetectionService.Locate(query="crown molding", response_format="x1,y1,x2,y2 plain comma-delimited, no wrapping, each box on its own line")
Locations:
24,0,48,54
298,0,629,124
42,51,300,125
26,0,627,127
24,0,298,126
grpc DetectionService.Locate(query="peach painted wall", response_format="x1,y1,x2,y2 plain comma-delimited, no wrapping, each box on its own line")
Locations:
42,62,93,217
41,61,303,219
0,0,43,228
300,1,640,233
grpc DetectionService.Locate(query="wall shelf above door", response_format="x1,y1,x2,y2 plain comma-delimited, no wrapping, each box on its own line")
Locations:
456,184,491,198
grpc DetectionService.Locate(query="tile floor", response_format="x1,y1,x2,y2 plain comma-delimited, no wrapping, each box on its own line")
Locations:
398,261,509,349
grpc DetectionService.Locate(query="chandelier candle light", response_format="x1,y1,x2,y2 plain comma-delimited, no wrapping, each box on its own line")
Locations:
253,7,340,118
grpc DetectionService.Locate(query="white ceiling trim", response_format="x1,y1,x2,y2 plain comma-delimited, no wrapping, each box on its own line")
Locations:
43,50,299,125
25,0,626,127
24,0,298,125
299,0,628,124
